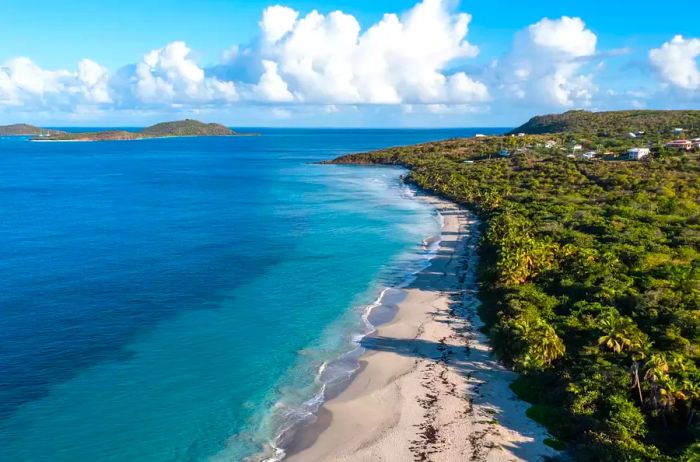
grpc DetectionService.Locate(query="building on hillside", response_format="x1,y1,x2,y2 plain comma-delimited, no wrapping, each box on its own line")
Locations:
475,134,486,138
573,144,583,151
544,140,557,149
666,140,692,150
498,149,511,157
673,128,684,134
628,147,650,160
517,132,526,137
581,151,597,160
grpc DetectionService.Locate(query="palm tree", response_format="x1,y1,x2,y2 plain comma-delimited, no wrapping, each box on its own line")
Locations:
644,354,670,383
532,321,566,365
598,313,635,354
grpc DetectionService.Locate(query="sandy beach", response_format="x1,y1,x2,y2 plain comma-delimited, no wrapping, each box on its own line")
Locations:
284,195,556,462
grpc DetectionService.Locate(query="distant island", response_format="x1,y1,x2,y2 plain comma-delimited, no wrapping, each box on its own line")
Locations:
0,119,241,141
0,124,66,137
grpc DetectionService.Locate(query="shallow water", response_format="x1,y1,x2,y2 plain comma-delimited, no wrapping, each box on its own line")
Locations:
0,128,504,461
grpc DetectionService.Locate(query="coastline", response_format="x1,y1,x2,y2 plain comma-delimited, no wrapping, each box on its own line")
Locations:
282,194,556,462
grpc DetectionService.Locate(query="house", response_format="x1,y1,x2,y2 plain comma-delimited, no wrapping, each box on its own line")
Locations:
581,151,597,160
628,147,650,160
666,140,692,150
572,144,583,151
498,149,511,157
544,140,557,149
474,134,486,138
673,128,684,134
517,132,526,137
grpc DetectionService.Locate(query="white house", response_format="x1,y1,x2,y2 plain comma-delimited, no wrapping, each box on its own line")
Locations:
582,151,597,160
475,134,486,138
573,144,583,151
544,140,557,149
628,148,650,160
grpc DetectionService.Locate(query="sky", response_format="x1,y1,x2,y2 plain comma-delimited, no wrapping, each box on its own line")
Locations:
1,0,699,127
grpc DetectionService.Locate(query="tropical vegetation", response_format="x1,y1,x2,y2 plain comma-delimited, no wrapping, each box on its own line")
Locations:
328,111,700,460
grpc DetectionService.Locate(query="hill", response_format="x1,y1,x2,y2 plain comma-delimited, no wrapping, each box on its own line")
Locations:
36,119,236,141
0,124,65,136
511,110,700,137
141,119,234,137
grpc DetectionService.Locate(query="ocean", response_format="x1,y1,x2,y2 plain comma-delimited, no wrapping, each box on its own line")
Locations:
0,127,504,461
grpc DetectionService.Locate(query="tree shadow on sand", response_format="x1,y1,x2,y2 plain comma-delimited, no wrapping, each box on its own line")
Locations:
359,212,558,462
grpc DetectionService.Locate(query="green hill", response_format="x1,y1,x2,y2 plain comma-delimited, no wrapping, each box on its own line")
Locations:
0,124,65,136
140,119,235,137
511,110,700,137
36,119,236,141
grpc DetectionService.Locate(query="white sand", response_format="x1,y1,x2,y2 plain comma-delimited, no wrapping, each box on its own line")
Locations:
284,195,556,462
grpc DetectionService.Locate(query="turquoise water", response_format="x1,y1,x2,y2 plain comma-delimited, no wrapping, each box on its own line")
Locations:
0,128,504,461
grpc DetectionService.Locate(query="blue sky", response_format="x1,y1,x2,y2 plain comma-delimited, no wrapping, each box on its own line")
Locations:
1,0,699,126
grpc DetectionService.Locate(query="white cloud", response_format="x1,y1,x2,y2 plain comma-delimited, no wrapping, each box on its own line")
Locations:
260,5,299,43
77,59,112,103
492,16,598,107
254,60,294,102
133,41,237,104
649,35,700,90
236,0,488,105
0,57,111,107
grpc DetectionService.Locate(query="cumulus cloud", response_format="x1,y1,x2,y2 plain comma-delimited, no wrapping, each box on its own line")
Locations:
77,59,112,103
0,57,111,107
132,41,237,105
234,0,488,105
492,16,598,107
649,35,700,91
1,0,489,115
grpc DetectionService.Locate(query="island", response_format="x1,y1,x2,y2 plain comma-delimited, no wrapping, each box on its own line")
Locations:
25,119,239,141
0,123,66,137
314,109,699,462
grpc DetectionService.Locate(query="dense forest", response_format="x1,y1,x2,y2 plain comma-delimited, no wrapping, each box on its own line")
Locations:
328,115,700,461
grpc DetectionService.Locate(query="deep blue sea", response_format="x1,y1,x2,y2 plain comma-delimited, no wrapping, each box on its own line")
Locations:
0,127,504,461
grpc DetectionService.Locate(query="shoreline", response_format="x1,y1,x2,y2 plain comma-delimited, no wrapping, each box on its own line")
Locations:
282,194,556,461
